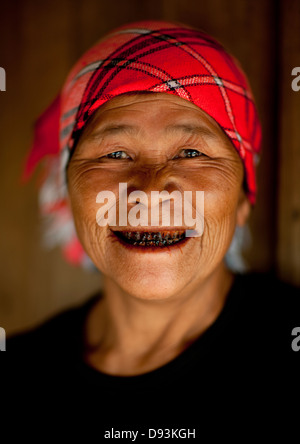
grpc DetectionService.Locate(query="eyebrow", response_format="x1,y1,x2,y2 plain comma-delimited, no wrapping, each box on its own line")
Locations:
88,122,219,140
164,123,219,139
88,124,139,139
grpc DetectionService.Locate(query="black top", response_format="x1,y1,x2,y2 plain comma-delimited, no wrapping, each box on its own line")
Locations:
2,273,300,439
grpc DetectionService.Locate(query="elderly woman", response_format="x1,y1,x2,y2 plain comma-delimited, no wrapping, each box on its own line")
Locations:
7,20,299,435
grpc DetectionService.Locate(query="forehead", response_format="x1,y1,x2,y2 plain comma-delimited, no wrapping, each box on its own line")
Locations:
80,93,230,141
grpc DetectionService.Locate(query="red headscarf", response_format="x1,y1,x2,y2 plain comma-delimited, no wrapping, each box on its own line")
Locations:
23,20,262,266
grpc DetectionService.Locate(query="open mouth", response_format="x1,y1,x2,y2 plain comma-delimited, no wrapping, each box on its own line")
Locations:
112,230,187,248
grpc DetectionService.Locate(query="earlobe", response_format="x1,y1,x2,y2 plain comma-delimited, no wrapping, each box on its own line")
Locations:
236,191,251,227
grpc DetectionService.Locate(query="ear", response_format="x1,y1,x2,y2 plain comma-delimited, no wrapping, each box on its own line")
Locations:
236,189,251,227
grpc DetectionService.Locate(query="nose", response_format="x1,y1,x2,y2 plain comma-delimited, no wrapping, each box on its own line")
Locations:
126,164,182,200
122,164,185,228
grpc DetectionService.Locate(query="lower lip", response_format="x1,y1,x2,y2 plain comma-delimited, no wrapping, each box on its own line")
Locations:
109,231,192,254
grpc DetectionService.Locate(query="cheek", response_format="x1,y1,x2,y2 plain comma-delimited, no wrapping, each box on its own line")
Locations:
183,166,242,253
184,163,242,213
68,184,97,232
67,173,107,254
70,199,99,254
199,194,238,267
68,167,118,221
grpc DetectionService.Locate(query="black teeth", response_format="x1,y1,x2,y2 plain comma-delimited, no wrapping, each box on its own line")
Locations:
115,230,186,247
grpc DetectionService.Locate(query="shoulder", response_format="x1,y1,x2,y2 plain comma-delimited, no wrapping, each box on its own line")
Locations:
233,271,300,306
231,271,300,356
232,271,300,321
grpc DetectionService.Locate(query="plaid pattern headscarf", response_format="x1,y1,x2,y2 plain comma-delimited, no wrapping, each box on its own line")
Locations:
23,20,262,266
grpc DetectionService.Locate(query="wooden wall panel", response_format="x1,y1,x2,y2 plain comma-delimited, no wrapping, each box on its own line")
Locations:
0,0,297,335
277,0,300,285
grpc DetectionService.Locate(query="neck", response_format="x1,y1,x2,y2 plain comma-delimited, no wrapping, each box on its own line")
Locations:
83,263,234,375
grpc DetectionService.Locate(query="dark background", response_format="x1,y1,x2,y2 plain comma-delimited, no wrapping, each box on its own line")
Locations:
0,0,299,335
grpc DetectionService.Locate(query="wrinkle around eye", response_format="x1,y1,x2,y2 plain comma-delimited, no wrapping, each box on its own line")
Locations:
67,158,129,183
193,157,244,185
170,156,243,177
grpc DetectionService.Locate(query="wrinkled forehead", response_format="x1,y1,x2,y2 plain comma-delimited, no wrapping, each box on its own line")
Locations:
74,93,241,162
79,93,222,136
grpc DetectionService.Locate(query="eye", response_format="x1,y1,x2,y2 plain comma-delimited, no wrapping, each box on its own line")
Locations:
175,149,204,158
105,151,131,159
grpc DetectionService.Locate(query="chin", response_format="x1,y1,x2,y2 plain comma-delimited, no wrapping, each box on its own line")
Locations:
115,273,186,301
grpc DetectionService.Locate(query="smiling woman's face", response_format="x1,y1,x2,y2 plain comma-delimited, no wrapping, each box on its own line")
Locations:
67,93,250,300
